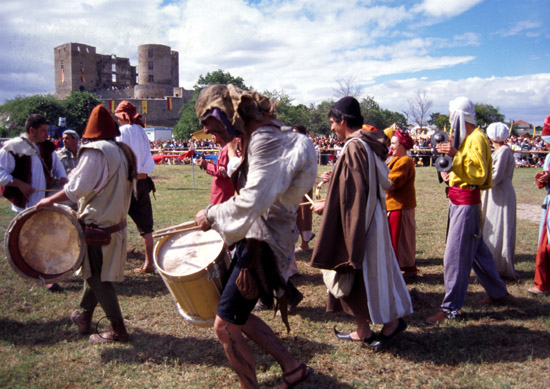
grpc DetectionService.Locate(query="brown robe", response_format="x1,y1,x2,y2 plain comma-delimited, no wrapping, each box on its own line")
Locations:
310,129,388,271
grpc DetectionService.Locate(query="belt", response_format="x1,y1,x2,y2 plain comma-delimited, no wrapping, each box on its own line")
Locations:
137,173,148,180
82,219,127,233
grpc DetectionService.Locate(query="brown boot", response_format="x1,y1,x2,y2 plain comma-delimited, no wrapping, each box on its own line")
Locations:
71,310,93,334
89,321,129,343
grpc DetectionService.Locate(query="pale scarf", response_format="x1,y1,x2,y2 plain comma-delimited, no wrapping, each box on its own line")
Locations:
449,97,476,150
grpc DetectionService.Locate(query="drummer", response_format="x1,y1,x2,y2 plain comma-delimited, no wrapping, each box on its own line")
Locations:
194,84,317,388
0,114,68,292
36,105,136,343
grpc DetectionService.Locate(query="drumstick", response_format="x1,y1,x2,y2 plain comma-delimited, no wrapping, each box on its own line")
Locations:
153,225,201,238
154,220,196,234
304,193,315,205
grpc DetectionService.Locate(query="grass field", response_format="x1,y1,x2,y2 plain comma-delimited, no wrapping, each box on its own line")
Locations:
0,165,549,388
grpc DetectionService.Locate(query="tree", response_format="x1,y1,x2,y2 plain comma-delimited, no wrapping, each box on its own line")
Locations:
173,70,250,140
308,100,334,136
62,91,102,134
428,112,449,131
475,103,504,128
0,95,65,135
263,90,311,128
360,96,407,130
408,90,433,133
333,75,363,99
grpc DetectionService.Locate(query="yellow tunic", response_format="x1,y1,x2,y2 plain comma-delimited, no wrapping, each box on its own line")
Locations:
449,128,492,189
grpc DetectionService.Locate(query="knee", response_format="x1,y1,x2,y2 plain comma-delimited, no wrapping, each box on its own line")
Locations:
213,316,231,341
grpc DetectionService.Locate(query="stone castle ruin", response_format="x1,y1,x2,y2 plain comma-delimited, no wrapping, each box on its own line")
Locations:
54,43,192,127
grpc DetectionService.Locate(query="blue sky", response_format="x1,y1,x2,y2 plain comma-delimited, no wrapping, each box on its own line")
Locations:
0,0,548,124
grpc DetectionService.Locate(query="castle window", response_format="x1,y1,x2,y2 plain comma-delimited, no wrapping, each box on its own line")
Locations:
148,75,154,82
148,49,154,58
148,61,154,70
112,74,117,83
112,63,116,72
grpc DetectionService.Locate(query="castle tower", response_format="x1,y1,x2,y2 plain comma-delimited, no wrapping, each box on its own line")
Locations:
134,44,179,99
54,43,98,99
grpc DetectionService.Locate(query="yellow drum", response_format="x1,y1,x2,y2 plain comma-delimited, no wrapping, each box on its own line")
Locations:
4,204,85,283
154,229,230,327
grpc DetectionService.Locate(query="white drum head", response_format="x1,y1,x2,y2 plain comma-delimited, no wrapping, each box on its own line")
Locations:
157,229,224,276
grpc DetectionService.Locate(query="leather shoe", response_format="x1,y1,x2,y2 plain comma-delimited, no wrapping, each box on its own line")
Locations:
334,326,376,343
528,287,550,296
426,310,449,324
366,318,407,349
482,293,511,305
71,310,93,334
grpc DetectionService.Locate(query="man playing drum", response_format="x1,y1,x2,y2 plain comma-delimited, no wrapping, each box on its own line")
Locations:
36,105,136,343
0,114,68,291
194,84,317,389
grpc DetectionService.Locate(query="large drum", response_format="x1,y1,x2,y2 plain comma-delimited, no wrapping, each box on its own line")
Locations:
154,229,230,328
4,204,85,283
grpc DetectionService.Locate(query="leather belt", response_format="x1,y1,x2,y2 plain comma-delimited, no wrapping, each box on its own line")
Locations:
83,219,127,233
137,173,148,180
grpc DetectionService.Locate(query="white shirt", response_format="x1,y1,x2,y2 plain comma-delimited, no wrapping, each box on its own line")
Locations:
0,136,67,212
116,123,155,174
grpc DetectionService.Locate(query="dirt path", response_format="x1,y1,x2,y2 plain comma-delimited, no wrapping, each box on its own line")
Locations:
517,203,542,223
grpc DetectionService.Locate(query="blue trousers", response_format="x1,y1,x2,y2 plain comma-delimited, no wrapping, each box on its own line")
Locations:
441,203,508,314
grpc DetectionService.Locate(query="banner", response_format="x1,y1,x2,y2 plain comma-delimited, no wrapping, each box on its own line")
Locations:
109,100,115,113
167,97,173,111
80,65,85,82
61,67,64,83
142,100,148,114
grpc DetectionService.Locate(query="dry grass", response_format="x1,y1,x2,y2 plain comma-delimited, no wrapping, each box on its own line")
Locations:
1,165,549,388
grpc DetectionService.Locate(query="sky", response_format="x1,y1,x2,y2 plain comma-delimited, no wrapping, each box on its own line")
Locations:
1,0,549,125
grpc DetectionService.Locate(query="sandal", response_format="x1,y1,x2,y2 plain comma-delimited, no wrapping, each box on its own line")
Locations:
134,266,155,274
280,363,313,388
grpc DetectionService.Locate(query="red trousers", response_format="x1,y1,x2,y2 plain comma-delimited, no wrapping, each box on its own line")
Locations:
535,227,550,291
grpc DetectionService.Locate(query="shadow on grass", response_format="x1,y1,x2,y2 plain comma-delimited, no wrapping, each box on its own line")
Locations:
377,323,550,365
98,332,349,388
163,187,210,191
116,275,169,298
0,317,73,345
515,253,535,264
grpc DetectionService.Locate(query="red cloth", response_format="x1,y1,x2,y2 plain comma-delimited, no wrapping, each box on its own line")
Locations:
448,186,481,205
535,211,550,291
204,145,234,204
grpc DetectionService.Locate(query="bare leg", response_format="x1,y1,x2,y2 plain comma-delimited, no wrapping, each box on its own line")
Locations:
347,317,373,340
381,319,398,336
142,233,154,269
213,315,258,389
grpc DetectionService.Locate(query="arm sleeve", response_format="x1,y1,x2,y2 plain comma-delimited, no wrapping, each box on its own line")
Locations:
51,152,67,179
0,149,15,186
207,133,289,244
64,149,109,203
388,158,411,189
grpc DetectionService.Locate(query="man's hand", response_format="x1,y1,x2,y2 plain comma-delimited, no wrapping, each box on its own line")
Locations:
11,178,34,199
194,209,211,231
311,201,325,216
320,170,332,184
35,196,55,210
440,171,450,182
198,158,209,169
435,142,457,157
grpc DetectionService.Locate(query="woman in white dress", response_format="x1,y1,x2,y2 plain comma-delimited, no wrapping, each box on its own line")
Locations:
482,122,518,280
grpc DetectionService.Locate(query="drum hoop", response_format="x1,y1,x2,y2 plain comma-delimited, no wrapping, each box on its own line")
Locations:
153,230,225,278
4,204,86,283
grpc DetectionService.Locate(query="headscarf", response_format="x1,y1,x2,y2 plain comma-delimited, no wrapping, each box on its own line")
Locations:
449,96,476,150
82,105,120,139
486,122,509,142
114,101,145,127
195,84,278,134
395,129,414,150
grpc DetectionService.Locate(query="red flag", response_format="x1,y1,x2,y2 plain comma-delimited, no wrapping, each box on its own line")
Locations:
80,65,85,82
167,97,173,111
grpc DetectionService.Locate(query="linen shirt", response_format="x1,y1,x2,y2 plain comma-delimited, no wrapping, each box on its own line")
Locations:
206,127,317,275
116,123,155,174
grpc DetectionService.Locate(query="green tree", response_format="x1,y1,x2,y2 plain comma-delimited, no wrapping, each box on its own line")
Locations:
0,95,65,135
360,96,406,130
308,100,334,136
62,91,102,134
173,70,250,140
428,112,450,131
475,103,505,128
263,90,312,128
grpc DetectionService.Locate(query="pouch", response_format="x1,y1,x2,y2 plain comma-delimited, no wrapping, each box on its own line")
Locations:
83,225,111,246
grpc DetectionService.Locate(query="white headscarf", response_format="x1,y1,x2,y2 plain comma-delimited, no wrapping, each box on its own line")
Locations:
449,97,476,149
486,122,509,142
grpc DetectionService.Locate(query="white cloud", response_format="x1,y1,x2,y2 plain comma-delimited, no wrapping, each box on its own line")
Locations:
497,19,542,38
363,74,550,126
414,0,484,18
